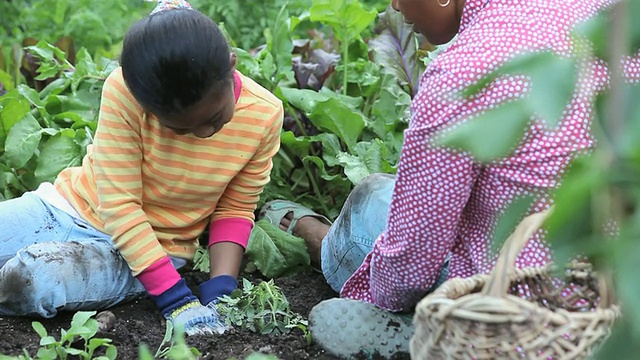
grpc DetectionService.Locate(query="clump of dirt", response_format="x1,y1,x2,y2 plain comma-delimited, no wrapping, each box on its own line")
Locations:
0,269,410,360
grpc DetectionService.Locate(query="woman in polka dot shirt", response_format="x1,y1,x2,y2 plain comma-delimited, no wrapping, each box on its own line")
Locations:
260,0,626,357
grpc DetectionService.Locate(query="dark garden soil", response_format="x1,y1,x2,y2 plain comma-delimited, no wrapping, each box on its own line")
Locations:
0,267,411,360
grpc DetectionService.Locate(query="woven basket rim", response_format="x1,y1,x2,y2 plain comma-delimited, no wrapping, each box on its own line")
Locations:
417,265,622,321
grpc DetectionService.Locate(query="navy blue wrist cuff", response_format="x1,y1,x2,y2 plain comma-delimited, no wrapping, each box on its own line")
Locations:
150,278,197,315
199,275,238,305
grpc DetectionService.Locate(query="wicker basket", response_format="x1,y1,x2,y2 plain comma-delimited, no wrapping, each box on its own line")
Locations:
410,210,621,360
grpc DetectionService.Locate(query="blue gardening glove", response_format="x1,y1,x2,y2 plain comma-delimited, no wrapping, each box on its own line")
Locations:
151,278,228,335
199,275,238,306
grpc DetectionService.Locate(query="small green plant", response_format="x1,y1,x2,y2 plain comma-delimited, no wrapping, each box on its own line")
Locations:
138,322,200,360
0,311,117,360
217,279,309,338
191,246,210,274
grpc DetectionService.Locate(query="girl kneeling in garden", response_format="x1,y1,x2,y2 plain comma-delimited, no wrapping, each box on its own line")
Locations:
0,0,282,336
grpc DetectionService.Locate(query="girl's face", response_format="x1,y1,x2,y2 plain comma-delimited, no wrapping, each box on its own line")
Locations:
161,85,236,138
159,54,237,139
391,0,465,45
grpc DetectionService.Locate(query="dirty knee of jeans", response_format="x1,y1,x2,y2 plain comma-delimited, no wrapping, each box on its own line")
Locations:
348,174,394,207
0,266,34,308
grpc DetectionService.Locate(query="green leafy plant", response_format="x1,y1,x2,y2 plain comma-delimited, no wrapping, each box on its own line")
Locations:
217,279,309,337
191,0,312,51
0,311,116,360
245,220,311,278
191,245,211,274
369,6,430,97
309,0,377,95
0,40,114,200
233,0,422,220
0,0,151,57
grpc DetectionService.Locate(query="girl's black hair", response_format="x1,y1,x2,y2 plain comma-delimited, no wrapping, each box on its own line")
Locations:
120,9,232,117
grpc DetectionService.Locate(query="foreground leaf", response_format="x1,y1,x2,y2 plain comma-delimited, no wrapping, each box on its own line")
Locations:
436,100,531,162
490,196,535,255
463,52,576,127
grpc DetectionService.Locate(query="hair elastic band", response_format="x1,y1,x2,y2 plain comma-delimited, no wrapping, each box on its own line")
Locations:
147,0,193,15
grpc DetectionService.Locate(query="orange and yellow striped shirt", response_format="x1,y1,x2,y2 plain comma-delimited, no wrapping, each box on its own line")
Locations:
55,68,283,281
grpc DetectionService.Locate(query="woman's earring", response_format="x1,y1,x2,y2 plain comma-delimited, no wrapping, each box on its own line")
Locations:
438,0,451,6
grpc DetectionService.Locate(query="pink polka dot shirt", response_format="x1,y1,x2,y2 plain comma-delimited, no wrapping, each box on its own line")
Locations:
340,0,626,312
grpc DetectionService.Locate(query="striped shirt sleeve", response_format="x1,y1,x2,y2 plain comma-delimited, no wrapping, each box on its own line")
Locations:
209,105,283,246
93,71,171,276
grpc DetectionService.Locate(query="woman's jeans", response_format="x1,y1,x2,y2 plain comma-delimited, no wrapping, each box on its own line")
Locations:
0,192,183,318
320,174,449,295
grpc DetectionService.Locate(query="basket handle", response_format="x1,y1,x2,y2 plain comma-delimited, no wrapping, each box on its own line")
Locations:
482,208,553,297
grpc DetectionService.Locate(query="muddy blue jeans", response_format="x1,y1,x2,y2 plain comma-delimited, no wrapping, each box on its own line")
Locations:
320,174,449,294
0,192,184,318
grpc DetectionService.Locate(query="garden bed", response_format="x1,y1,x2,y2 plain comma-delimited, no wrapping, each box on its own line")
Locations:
0,268,411,359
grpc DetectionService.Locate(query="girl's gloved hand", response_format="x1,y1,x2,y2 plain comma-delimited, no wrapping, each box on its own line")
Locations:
166,300,228,335
151,278,228,335
199,274,238,306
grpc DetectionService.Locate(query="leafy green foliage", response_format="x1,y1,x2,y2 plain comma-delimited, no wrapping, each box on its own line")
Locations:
192,0,388,51
245,220,311,278
217,279,309,337
0,311,116,360
191,0,312,51
0,41,111,199
309,0,377,95
463,51,577,126
191,246,211,274
0,0,151,57
309,0,377,44
244,0,419,219
436,100,531,162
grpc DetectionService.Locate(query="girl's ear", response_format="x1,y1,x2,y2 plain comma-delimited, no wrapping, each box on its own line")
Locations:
229,52,237,71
